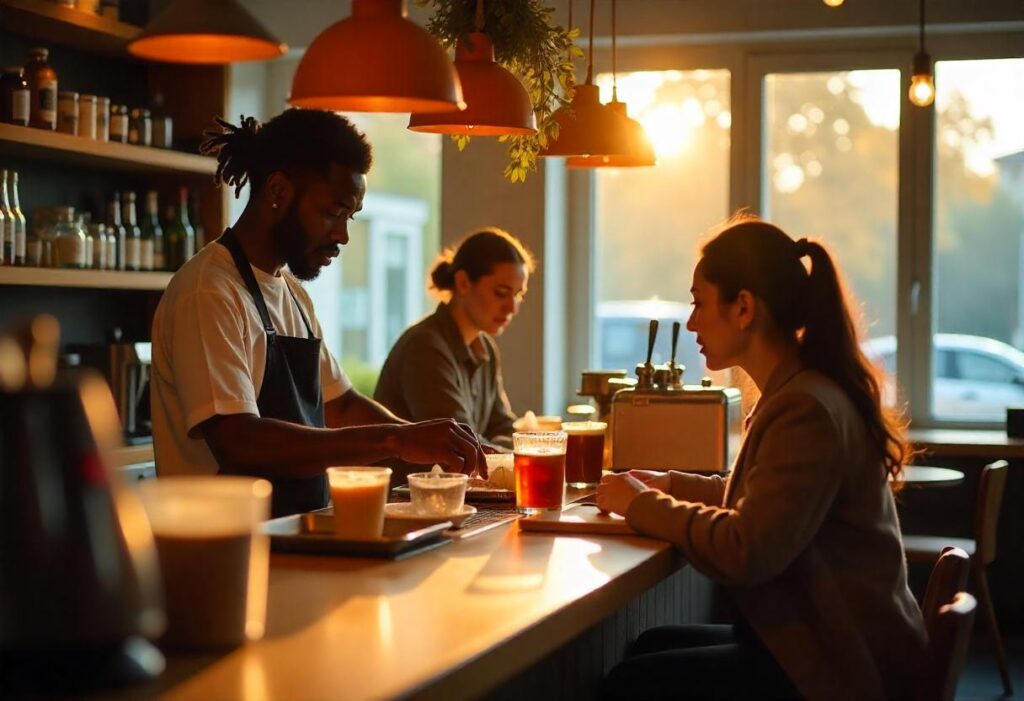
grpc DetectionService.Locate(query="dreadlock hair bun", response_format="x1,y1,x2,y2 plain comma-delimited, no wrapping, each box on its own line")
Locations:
200,115,262,199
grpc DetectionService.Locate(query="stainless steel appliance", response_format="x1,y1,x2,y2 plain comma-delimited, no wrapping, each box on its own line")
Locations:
610,320,742,473
71,330,152,443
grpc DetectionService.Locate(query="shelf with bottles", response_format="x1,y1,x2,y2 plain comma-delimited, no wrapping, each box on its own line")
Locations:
0,0,141,57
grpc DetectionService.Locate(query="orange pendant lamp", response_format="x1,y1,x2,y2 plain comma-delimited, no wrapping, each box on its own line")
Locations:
290,0,464,113
539,0,631,160
567,0,654,168
128,0,286,64
408,0,536,136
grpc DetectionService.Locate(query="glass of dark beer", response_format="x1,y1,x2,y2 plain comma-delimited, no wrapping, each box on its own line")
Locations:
512,430,567,514
562,421,607,487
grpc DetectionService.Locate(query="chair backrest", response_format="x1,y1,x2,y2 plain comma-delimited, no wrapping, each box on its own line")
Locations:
921,546,970,633
974,460,1009,565
917,592,978,701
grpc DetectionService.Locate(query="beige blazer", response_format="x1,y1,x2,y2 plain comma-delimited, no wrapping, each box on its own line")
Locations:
626,359,927,700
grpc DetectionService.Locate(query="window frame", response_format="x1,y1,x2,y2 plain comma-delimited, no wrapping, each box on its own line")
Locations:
568,26,1024,429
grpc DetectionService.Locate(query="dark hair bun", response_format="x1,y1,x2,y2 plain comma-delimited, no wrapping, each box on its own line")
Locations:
430,258,456,291
200,115,262,198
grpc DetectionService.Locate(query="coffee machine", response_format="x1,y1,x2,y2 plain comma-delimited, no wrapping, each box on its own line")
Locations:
610,319,742,473
71,329,152,444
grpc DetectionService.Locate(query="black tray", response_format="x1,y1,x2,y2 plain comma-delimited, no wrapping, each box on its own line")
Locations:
263,513,452,559
392,484,515,504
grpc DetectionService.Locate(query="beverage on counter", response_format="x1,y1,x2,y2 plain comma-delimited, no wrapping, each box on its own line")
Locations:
513,431,567,514
562,421,607,487
327,466,391,539
408,470,468,517
138,476,272,650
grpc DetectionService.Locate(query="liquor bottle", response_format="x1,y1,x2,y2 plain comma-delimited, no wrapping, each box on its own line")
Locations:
121,191,143,271
0,170,12,265
24,48,57,131
106,193,127,271
166,186,195,271
141,190,164,271
10,171,27,266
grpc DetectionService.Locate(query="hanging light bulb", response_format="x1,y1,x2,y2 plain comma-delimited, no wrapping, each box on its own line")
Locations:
909,0,935,107
566,0,654,168
408,0,536,135
539,0,631,159
290,0,463,114
128,0,286,64
823,0,845,7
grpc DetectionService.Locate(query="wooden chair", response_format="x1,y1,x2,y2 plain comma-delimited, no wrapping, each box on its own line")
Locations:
904,460,1012,695
916,547,972,701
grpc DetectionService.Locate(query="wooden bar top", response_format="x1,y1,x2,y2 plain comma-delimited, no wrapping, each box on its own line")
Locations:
908,428,1024,459
90,521,683,701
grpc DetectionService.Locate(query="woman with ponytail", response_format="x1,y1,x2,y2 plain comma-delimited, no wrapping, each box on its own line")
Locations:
598,216,925,700
375,228,534,449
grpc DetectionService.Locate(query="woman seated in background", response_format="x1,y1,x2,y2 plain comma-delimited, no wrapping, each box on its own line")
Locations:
598,216,926,701
374,228,534,450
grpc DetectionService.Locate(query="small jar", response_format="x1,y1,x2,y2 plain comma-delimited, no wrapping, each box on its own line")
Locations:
152,112,172,149
57,91,78,135
89,222,106,270
77,94,97,139
128,107,151,146
0,67,30,127
109,104,128,143
96,96,110,141
53,207,87,269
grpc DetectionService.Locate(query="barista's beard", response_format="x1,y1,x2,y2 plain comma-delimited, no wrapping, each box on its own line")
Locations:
272,202,320,281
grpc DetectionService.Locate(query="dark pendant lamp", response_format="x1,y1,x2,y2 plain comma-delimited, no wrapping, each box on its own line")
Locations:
909,0,935,107
408,0,536,135
567,0,654,168
128,0,287,64
539,0,631,160
290,0,464,113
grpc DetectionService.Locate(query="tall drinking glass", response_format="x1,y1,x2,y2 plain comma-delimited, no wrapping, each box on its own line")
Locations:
513,431,567,514
562,421,607,487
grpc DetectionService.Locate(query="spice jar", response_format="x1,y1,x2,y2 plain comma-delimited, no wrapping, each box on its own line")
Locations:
57,91,78,135
77,94,97,139
109,104,128,143
0,67,30,127
128,107,151,146
96,96,110,141
24,48,57,130
53,207,87,269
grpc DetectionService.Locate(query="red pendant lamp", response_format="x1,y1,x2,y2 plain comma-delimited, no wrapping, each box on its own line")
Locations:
567,0,654,168
408,0,536,135
128,0,286,64
539,0,631,160
289,0,464,113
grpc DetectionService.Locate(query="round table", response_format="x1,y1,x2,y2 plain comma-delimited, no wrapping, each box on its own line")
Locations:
894,465,965,488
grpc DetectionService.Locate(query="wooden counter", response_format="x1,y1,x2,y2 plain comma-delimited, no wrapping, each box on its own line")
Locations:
90,521,704,701
908,428,1024,460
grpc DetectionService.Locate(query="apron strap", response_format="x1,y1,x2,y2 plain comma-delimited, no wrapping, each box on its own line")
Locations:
282,276,316,340
218,228,277,337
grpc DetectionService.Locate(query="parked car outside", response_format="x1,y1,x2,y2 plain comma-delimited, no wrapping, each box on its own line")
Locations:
862,333,1024,421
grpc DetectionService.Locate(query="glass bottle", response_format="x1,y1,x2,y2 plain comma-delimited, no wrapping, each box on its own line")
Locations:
120,191,141,271
106,193,127,271
141,190,164,270
24,48,58,130
0,170,14,266
103,217,116,270
81,214,94,269
150,92,173,149
166,186,195,271
0,180,6,265
9,172,28,266
109,104,129,143
0,67,30,127
89,222,106,270
54,207,86,269
128,108,151,146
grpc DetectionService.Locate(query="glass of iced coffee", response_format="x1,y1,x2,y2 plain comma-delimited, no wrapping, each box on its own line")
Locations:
562,421,607,487
326,466,392,539
512,430,567,514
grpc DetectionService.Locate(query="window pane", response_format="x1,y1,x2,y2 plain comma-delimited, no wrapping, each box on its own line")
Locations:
593,69,731,381
763,70,900,395
933,58,1024,422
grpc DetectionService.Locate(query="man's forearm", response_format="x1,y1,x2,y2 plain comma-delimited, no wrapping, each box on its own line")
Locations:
327,389,408,428
203,414,401,480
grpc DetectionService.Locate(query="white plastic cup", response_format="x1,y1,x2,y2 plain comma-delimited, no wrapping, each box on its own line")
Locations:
327,467,392,539
408,471,468,516
138,476,272,650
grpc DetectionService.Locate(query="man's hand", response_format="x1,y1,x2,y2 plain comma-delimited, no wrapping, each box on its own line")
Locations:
394,419,488,479
596,472,650,517
627,469,671,493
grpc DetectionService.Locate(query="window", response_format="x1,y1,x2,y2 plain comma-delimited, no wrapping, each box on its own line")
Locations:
932,58,1024,422
592,69,731,381
763,69,901,352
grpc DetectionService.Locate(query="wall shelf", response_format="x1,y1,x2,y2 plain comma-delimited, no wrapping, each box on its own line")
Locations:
0,0,140,56
0,123,216,175
0,266,172,290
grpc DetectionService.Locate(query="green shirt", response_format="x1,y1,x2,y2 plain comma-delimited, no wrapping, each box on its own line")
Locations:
374,303,516,448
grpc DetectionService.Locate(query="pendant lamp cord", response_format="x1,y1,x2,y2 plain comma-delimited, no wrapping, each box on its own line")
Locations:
918,0,925,52
585,0,596,85
611,0,618,101
475,0,485,32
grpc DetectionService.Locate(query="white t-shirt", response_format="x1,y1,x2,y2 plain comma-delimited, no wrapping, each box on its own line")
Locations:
151,240,351,477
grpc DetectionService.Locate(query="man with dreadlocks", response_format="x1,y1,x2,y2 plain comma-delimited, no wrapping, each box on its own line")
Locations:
151,109,487,518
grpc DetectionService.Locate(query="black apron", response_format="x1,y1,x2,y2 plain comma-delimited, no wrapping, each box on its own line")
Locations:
218,228,328,518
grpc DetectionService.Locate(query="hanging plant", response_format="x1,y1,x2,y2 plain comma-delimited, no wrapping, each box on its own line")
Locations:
415,0,583,182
